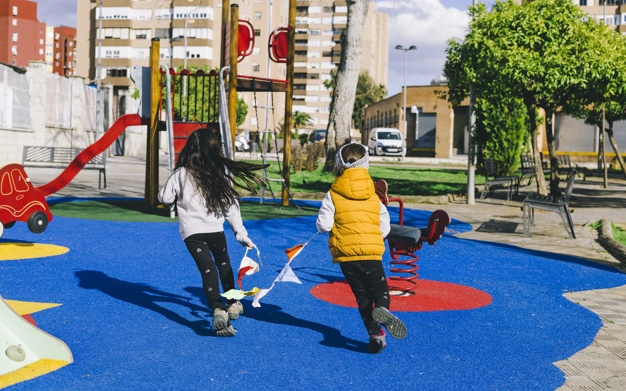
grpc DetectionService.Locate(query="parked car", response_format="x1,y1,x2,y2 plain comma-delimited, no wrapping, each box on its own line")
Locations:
0,163,52,238
309,129,327,143
367,127,406,157
235,135,251,152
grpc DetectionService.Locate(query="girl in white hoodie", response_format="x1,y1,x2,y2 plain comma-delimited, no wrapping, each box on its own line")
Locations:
159,128,267,337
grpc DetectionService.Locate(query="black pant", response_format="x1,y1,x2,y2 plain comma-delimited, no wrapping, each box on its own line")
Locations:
339,260,390,336
184,232,236,311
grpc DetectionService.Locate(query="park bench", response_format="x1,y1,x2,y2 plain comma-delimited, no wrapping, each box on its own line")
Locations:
522,167,577,239
558,154,587,180
22,146,106,189
519,154,550,187
480,157,518,201
374,179,450,295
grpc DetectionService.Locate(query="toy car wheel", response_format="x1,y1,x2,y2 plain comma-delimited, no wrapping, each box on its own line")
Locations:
28,212,48,234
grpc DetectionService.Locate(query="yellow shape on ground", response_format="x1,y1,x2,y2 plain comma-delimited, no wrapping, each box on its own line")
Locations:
0,359,69,389
0,243,69,261
5,300,61,316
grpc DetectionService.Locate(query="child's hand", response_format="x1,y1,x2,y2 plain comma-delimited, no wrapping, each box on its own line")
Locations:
245,240,254,249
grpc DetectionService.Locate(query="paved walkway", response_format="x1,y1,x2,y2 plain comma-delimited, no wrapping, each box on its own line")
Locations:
23,154,626,391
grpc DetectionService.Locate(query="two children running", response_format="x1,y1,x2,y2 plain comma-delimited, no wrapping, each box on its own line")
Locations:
160,129,406,352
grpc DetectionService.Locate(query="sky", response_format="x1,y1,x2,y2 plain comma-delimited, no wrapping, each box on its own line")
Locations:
35,0,495,97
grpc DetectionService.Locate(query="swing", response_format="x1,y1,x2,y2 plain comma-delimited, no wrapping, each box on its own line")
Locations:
250,79,302,212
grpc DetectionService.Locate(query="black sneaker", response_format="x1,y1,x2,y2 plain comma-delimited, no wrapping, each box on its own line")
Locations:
368,329,386,354
372,307,407,340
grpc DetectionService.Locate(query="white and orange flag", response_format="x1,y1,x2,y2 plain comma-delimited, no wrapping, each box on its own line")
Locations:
222,245,262,301
252,232,318,307
237,246,262,290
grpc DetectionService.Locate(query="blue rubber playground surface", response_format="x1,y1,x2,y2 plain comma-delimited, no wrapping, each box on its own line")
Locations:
2,201,626,390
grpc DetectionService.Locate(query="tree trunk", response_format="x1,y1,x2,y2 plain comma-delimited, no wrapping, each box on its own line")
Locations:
526,100,548,195
323,0,370,171
606,124,626,179
545,109,560,196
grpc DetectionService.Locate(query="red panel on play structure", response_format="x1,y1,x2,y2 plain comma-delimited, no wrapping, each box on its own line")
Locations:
172,122,220,164
238,20,255,63
269,27,289,63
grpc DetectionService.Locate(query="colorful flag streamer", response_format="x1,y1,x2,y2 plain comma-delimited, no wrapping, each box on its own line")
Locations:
237,245,262,290
220,245,262,300
252,232,318,307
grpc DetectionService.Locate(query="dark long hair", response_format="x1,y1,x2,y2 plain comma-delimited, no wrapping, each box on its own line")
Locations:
174,128,268,213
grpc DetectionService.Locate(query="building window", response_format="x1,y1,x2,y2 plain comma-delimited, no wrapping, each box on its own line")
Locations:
252,64,260,72
12,33,18,42
12,6,18,16
12,46,17,55
107,69,127,77
155,29,171,39
579,0,587,4
12,19,17,26
254,12,261,19
255,29,261,37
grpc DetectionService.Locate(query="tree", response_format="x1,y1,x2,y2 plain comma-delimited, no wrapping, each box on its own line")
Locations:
444,0,613,196
292,111,314,135
563,29,626,181
323,0,370,171
324,70,387,131
236,96,248,127
475,96,528,176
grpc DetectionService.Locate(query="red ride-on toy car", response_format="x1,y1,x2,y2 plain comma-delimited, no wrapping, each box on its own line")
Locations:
0,164,53,238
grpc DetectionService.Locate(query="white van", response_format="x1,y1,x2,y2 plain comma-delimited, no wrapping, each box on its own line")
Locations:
367,128,406,156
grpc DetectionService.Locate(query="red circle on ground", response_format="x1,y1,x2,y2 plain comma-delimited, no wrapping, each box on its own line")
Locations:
310,279,492,312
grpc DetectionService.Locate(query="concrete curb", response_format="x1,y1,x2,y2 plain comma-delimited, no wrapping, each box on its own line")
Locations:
597,219,626,265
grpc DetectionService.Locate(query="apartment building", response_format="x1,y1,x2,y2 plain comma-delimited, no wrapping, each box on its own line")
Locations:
45,26,54,72
76,0,216,92
577,1,626,27
76,0,388,135
52,26,77,77
0,0,45,67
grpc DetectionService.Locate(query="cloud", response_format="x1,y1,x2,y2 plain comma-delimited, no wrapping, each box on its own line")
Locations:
375,0,470,96
37,0,77,28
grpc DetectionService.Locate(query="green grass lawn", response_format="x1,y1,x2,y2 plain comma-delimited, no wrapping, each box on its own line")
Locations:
50,199,319,222
261,161,475,196
613,223,626,247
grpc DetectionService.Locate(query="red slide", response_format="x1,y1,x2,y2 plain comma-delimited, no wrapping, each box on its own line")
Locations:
36,114,145,197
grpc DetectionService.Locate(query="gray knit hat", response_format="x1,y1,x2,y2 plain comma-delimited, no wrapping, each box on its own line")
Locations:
334,143,369,175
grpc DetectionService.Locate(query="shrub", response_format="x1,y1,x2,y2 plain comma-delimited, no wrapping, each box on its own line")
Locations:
291,142,325,173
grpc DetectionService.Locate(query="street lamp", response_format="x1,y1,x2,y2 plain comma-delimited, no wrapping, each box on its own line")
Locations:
170,37,182,68
395,44,417,144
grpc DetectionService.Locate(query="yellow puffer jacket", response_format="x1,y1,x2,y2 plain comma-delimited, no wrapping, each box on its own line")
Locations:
328,167,385,263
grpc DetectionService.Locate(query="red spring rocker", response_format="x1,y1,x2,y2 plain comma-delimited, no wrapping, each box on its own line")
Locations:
375,179,450,296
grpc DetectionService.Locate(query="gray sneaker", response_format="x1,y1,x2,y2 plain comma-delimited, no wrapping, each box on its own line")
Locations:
227,301,244,320
213,308,236,337
372,307,407,340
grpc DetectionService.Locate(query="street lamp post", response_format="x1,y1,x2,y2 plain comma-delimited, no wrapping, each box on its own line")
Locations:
395,45,417,147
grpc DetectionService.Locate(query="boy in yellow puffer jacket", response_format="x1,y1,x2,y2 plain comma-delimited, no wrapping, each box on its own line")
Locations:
316,143,407,353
